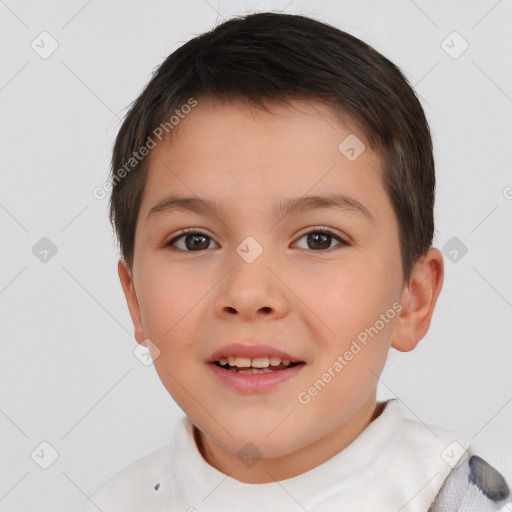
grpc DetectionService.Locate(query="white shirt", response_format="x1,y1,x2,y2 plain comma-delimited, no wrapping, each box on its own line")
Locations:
81,399,470,512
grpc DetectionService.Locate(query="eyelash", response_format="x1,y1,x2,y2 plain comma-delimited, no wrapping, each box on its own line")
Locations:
164,227,350,252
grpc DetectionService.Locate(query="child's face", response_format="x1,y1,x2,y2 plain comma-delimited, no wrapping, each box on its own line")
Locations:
120,97,413,476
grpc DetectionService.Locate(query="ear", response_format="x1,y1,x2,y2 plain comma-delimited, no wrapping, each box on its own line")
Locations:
391,247,444,352
118,258,146,344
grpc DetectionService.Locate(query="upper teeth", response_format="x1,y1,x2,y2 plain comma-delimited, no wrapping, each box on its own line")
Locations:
218,356,291,368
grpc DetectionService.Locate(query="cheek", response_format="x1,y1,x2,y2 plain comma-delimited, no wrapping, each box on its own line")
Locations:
135,263,203,352
296,256,394,329
139,266,206,406
292,254,399,378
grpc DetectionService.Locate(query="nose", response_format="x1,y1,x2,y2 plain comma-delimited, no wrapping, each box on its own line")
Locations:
213,250,290,322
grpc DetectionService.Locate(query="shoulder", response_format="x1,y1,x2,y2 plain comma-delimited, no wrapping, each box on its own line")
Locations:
397,411,511,510
428,452,511,511
81,443,173,512
394,410,472,478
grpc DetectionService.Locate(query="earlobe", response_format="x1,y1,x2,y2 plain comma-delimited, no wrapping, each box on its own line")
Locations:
391,248,444,352
117,258,146,344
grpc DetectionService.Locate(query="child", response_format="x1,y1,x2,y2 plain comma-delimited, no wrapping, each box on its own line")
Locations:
83,11,511,512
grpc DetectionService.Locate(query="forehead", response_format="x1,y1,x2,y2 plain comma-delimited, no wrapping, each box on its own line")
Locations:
161,96,368,154
139,96,390,224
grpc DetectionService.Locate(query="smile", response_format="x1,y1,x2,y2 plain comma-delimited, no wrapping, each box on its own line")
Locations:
214,356,300,373
209,360,306,393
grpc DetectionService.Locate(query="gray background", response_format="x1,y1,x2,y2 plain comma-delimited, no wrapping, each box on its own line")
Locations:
0,1,511,510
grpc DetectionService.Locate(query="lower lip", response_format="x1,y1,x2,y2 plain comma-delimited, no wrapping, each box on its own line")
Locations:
207,362,305,393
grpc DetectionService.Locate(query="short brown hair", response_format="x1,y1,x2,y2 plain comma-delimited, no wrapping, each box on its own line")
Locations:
109,11,435,284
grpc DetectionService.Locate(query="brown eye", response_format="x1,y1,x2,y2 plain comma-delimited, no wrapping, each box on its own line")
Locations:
183,234,210,250
166,231,218,251
294,229,348,251
307,232,332,250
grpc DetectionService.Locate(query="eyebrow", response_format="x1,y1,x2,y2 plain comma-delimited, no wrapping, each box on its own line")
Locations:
146,193,374,223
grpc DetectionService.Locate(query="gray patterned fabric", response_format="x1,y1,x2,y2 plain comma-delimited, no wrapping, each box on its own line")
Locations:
428,454,511,511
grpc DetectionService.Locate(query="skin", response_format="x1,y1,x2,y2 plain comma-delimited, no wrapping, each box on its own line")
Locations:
118,96,444,484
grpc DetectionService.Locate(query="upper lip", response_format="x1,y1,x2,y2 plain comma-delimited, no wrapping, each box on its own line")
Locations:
207,343,304,363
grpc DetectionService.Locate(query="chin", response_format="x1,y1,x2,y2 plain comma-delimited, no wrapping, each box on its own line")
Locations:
202,418,302,456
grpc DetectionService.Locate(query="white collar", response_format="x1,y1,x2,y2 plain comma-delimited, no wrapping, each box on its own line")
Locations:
168,398,470,511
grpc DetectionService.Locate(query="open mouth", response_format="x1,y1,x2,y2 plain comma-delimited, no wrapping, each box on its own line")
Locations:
208,353,306,392
212,359,304,374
